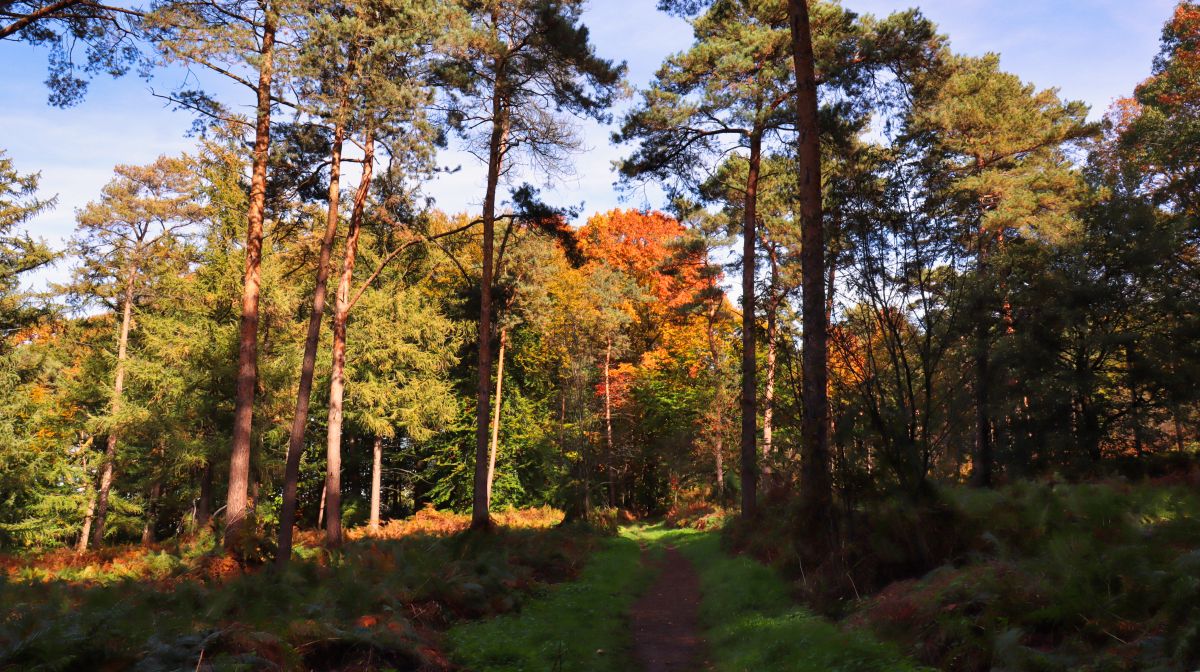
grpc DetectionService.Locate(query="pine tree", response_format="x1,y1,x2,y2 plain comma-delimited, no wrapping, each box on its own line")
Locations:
912,54,1091,485
440,0,625,529
276,0,445,559
0,151,56,338
146,0,296,551
618,0,797,515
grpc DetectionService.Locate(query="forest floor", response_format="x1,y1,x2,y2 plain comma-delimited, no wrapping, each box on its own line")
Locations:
628,544,707,671
0,506,596,670
447,524,929,672
9,481,1191,671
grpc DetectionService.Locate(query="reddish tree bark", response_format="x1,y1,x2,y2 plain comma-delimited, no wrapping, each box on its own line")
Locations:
369,435,383,531
276,104,349,566
225,8,277,553
324,128,374,547
472,62,507,531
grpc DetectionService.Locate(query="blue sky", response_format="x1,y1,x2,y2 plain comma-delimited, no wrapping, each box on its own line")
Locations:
0,0,1178,286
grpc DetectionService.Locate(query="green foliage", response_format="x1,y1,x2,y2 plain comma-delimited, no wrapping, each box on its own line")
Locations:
0,149,56,343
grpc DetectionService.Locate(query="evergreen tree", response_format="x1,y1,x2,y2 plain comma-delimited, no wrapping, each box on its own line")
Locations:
912,53,1091,485
66,155,203,548
146,0,297,550
0,0,147,107
439,0,625,529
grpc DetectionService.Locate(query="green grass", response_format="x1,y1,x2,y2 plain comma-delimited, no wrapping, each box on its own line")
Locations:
446,530,652,672
646,526,932,672
450,523,929,672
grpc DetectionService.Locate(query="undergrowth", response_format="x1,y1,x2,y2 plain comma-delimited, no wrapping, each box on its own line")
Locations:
727,481,1200,672
0,506,587,671
853,482,1200,671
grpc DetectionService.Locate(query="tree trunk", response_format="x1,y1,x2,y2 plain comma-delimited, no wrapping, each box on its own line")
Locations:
196,461,213,528
763,243,778,471
92,265,138,548
277,104,350,566
369,435,383,532
317,474,327,529
76,441,94,554
324,128,374,547
1175,408,1187,453
1126,345,1143,456
972,319,993,487
788,0,833,553
473,62,507,531
142,478,162,545
604,339,616,507
739,130,762,516
486,327,507,510
705,297,726,498
582,416,592,520
715,438,725,497
225,9,277,553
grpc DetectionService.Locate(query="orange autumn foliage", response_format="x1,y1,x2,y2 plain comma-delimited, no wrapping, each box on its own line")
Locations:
578,209,708,311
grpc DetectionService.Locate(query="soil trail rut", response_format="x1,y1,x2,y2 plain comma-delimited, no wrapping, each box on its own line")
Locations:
629,546,708,672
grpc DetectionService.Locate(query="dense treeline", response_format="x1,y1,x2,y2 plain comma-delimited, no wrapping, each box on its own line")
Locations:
0,0,1196,565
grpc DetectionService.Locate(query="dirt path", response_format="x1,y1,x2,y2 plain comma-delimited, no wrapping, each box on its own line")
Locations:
629,546,708,672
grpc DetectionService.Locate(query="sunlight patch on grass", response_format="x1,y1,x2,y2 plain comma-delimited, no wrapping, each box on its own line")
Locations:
446,530,651,672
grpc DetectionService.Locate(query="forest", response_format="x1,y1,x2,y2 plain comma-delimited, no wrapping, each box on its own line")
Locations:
1,0,1199,670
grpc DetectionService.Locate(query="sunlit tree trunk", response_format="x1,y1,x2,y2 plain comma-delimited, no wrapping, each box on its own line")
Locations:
369,435,383,532
604,339,616,507
324,128,374,547
76,437,94,554
226,8,277,552
762,243,779,470
473,59,507,531
705,297,726,498
277,96,350,566
317,474,327,529
91,265,138,548
486,327,507,509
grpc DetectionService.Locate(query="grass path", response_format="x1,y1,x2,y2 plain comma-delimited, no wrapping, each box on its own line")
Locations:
447,524,931,672
644,525,933,672
445,530,651,672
